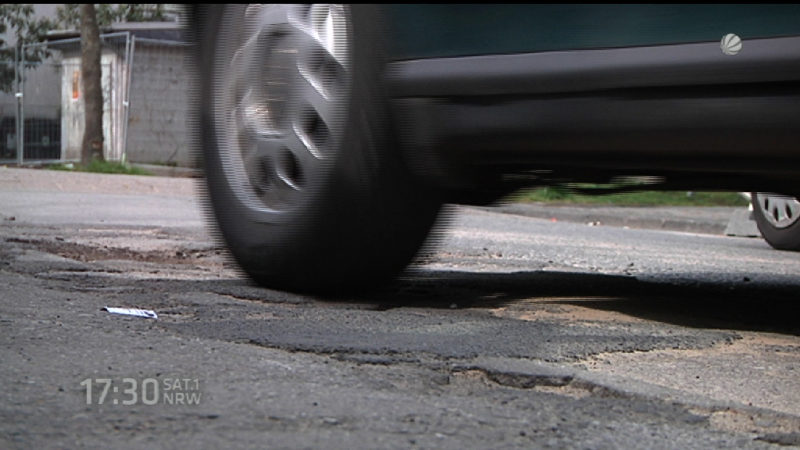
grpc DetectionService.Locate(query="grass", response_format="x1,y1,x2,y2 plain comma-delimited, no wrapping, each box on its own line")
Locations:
45,160,152,176
512,186,749,207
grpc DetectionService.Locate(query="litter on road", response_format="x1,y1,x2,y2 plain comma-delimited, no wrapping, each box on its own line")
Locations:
104,307,158,319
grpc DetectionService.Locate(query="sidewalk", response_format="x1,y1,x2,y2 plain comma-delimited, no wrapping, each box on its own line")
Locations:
1,166,761,238
476,202,761,237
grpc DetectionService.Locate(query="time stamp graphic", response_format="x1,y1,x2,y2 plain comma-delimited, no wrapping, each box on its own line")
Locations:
80,377,203,406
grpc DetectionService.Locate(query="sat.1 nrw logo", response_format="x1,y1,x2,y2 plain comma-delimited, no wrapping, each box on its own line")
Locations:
721,33,742,56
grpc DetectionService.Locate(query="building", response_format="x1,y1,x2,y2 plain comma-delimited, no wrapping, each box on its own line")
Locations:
45,21,191,166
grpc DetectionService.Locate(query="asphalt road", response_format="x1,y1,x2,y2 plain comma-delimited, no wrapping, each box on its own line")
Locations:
1,167,799,449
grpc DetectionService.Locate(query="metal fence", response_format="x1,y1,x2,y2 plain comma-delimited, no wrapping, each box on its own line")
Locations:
0,32,190,168
0,45,67,165
0,59,18,162
125,38,190,167
18,59,63,163
0,33,135,166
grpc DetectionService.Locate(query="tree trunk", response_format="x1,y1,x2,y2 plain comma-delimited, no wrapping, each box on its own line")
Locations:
80,4,104,164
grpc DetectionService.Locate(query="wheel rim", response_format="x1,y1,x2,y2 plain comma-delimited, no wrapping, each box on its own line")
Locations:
757,193,800,229
212,4,351,218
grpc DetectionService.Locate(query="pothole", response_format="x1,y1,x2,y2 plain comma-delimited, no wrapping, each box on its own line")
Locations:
490,297,651,325
578,333,800,417
449,368,594,399
688,407,800,444
6,237,222,265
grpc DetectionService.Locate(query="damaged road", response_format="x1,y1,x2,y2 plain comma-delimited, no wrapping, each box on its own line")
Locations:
1,167,799,448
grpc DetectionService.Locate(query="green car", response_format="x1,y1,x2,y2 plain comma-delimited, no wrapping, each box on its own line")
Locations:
188,4,800,294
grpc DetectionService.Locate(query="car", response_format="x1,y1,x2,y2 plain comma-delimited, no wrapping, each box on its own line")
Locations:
751,193,800,250
187,4,800,294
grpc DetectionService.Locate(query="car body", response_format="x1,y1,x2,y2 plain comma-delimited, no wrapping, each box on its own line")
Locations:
188,5,800,294
380,5,800,195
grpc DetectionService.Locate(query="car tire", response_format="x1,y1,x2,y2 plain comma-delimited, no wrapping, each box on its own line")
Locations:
193,4,442,294
751,192,800,251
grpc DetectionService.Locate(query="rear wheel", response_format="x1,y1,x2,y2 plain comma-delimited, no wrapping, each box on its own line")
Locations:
193,4,442,293
751,192,800,251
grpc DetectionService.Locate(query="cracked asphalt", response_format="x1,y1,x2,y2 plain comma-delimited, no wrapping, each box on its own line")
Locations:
1,167,799,449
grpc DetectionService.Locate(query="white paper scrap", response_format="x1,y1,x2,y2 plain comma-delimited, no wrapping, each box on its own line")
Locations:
104,307,158,319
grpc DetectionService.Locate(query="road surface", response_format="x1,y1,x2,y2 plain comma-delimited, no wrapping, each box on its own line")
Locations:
1,167,799,448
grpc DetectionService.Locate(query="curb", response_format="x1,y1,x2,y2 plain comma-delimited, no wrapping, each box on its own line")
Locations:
477,203,760,237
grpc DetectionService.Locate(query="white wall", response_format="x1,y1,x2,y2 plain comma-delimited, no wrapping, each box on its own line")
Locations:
60,49,119,161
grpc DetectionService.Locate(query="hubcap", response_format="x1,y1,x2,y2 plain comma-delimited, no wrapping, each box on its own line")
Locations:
757,193,800,229
212,5,351,216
